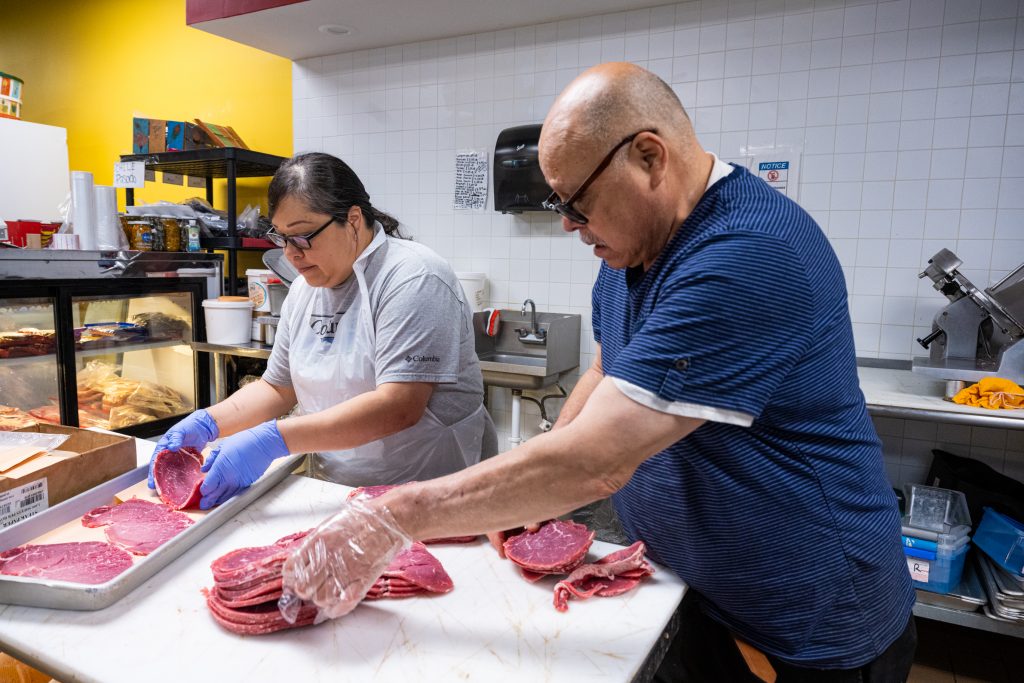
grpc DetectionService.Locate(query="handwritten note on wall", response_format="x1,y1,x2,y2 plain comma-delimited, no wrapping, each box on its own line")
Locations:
454,150,488,210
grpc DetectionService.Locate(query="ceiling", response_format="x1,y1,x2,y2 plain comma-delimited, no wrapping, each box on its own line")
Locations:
190,0,662,60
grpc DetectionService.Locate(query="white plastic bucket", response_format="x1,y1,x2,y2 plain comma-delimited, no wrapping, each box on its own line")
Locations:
455,272,488,312
202,299,253,345
246,268,274,312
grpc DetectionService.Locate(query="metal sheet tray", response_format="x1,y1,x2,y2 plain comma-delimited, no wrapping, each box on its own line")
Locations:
914,557,987,612
977,555,1024,620
0,455,302,611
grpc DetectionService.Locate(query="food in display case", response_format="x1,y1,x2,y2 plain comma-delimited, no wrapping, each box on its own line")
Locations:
0,290,201,434
75,361,191,429
0,328,56,357
0,405,38,431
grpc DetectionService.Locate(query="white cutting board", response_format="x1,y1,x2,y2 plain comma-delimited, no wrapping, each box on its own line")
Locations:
0,475,686,683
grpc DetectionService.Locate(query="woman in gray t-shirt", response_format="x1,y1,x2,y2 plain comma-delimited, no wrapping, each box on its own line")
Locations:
149,153,496,508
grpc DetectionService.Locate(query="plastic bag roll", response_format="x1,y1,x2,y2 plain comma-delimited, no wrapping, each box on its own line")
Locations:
94,184,124,250
71,170,97,250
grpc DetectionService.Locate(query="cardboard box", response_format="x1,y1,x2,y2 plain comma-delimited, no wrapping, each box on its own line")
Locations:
148,119,167,153
0,425,136,528
132,117,149,154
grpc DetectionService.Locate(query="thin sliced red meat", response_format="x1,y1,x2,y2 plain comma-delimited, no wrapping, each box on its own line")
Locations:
0,542,133,585
204,589,319,634
348,485,477,544
152,447,204,510
553,541,653,612
504,520,595,576
206,534,453,635
81,498,194,556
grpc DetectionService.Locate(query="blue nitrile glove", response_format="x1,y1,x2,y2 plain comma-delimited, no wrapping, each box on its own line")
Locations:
148,409,220,489
198,420,290,510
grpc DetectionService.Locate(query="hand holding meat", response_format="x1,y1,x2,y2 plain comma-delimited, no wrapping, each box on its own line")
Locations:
198,420,289,509
148,409,219,488
279,499,412,621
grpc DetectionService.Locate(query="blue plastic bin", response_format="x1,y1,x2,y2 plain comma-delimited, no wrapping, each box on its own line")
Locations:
908,540,969,594
973,507,1024,578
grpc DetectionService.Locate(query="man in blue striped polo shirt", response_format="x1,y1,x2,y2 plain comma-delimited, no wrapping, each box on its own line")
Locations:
281,62,916,680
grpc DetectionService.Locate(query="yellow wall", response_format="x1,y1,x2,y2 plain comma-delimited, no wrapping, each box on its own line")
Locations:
0,0,292,215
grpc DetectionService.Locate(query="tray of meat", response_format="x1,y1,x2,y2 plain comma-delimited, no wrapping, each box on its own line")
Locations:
0,452,303,611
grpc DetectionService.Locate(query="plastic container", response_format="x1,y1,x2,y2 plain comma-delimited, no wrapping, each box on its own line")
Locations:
973,507,1024,578
246,269,274,312
268,280,287,315
904,484,971,533
456,272,488,312
908,539,970,595
202,298,253,345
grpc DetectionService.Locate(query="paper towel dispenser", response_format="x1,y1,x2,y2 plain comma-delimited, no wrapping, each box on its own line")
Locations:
493,124,553,214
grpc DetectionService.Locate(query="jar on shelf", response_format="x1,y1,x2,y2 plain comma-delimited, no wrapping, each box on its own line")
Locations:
150,218,166,251
161,217,181,252
126,219,154,251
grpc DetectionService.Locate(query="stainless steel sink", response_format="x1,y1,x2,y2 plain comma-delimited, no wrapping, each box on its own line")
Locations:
474,309,582,390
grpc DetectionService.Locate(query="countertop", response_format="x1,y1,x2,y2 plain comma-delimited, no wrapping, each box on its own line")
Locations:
0,472,685,683
857,365,1024,429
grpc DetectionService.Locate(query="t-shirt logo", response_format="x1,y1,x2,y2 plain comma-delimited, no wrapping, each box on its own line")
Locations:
309,310,345,343
405,354,440,362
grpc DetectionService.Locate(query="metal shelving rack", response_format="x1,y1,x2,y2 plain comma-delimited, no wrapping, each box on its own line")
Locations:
119,148,287,295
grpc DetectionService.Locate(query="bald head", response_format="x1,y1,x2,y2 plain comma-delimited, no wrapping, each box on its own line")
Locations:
540,62,694,167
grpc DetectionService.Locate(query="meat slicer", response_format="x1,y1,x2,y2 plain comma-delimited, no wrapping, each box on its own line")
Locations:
913,248,1024,396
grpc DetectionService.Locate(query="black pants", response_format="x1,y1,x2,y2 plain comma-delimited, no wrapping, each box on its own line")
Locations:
654,591,917,682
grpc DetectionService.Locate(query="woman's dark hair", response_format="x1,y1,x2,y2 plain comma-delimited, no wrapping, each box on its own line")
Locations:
268,152,406,238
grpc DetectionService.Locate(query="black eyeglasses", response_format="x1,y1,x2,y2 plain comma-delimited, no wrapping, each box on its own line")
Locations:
542,128,658,225
266,216,336,250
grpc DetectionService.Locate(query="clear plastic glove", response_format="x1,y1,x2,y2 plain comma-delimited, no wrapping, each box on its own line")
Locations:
278,498,412,622
148,409,219,489
198,420,289,510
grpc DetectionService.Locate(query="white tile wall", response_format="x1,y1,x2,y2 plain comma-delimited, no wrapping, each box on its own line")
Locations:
292,0,1024,482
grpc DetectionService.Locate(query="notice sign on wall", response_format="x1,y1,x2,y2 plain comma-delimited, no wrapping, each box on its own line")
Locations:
750,146,801,200
454,150,488,210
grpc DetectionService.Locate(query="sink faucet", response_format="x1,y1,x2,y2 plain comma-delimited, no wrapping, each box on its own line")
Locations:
517,299,547,345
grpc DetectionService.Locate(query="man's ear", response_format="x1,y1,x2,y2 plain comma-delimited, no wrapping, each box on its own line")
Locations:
633,132,668,188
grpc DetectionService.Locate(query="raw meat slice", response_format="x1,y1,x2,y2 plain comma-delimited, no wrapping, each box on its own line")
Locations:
206,534,454,635
0,542,133,585
152,447,204,510
504,520,595,576
205,590,319,635
348,485,477,544
210,530,310,586
371,542,454,596
552,541,653,612
81,497,194,556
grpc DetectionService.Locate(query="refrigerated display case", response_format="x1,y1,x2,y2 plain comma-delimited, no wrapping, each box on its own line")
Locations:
0,251,218,437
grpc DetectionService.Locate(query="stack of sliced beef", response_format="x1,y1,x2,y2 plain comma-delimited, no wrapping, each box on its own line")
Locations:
81,498,194,556
347,485,477,544
503,521,654,611
206,530,455,635
503,520,596,581
553,541,654,611
205,531,318,635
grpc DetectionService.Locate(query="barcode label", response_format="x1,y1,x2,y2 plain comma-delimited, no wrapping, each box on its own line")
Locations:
19,493,44,508
0,478,48,528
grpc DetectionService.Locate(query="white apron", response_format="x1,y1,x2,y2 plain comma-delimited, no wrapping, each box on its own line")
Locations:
289,230,489,486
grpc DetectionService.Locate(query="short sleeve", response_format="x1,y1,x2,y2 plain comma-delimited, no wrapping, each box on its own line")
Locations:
373,274,463,384
261,285,297,388
592,265,606,345
605,232,814,421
